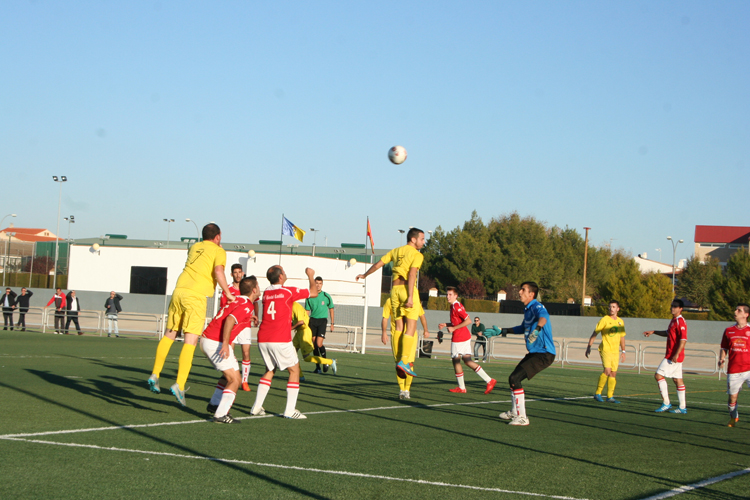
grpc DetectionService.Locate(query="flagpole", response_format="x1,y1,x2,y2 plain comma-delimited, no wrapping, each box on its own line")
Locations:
279,213,284,265
365,216,369,256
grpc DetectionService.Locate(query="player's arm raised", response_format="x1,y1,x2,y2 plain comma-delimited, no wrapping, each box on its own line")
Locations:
305,268,318,298
214,265,235,303
643,330,667,337
219,315,237,360
356,260,385,281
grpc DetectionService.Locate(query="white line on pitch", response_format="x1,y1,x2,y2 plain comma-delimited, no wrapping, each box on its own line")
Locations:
0,395,592,439
640,467,750,499
0,436,589,500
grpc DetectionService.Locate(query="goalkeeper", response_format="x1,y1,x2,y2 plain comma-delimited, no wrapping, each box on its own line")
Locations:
485,282,556,426
291,302,337,375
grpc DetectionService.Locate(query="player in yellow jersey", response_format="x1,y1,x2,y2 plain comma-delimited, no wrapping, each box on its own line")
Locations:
381,296,429,399
357,227,427,377
586,300,626,403
147,223,235,406
291,301,336,376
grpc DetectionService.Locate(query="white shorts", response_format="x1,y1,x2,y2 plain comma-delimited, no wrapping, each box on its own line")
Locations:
258,342,299,372
656,358,683,379
233,327,253,345
727,370,750,395
200,337,239,373
451,339,472,358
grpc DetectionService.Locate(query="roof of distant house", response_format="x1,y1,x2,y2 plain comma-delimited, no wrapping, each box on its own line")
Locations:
694,225,750,244
0,227,58,242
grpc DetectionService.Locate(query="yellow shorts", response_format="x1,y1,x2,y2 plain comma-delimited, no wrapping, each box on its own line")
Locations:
600,351,620,371
293,326,314,358
391,284,420,321
390,329,417,364
167,288,208,335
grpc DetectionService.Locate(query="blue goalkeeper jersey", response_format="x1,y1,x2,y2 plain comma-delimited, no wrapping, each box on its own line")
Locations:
514,299,555,355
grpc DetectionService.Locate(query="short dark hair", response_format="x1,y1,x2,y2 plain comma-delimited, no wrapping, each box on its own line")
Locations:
671,299,684,309
737,303,750,314
446,286,458,294
609,300,620,307
267,265,283,284
407,227,424,244
231,263,243,272
239,276,258,296
521,281,539,299
315,276,323,282
202,223,221,241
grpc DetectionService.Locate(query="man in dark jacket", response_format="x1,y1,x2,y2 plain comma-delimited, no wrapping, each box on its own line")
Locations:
104,291,123,337
15,288,33,331
3,288,17,330
65,290,83,335
45,288,66,334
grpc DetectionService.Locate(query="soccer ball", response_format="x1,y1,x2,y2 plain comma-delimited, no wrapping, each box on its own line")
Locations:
388,145,407,164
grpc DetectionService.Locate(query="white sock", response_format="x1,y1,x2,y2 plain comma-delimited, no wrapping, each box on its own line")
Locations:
210,383,225,405
215,390,236,418
729,403,738,419
513,389,526,417
657,378,670,405
252,378,272,411
510,389,518,416
284,381,300,415
456,372,465,390
677,385,686,409
473,365,491,383
242,361,251,383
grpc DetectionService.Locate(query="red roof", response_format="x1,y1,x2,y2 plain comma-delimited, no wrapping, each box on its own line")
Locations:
694,225,750,244
0,227,58,243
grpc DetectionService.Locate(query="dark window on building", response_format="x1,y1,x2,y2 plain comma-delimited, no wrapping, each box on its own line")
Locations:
130,266,168,295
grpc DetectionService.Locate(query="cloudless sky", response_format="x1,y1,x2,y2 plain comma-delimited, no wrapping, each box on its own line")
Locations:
2,1,748,263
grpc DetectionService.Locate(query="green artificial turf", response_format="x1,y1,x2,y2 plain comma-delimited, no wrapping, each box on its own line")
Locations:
0,331,748,499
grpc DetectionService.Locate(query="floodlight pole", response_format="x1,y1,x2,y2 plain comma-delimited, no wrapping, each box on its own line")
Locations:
52,176,67,290
667,236,683,297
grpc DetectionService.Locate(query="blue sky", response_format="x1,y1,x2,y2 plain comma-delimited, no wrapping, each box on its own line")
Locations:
1,1,748,262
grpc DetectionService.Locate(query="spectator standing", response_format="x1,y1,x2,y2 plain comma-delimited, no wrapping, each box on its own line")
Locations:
65,290,83,335
3,288,17,330
15,288,33,331
105,291,123,337
45,288,66,334
472,317,487,362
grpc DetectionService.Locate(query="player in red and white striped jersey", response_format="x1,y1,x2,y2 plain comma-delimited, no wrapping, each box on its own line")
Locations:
438,287,497,395
221,263,257,392
719,303,750,427
200,276,260,423
249,265,317,419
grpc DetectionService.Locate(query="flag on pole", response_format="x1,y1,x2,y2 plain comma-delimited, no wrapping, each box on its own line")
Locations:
367,217,375,254
282,217,306,242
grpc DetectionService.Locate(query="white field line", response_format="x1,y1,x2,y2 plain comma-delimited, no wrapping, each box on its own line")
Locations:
640,467,750,499
0,395,592,439
0,436,589,500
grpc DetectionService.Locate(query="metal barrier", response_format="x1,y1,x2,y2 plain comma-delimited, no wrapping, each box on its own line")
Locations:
9,306,46,331
105,312,162,338
326,325,359,353
562,340,638,371
640,345,720,377
44,309,102,334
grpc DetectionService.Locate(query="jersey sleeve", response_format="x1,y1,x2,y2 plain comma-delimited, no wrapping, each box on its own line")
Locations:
325,292,335,309
214,247,227,269
290,287,311,302
594,317,606,334
677,318,688,341
720,329,730,350
379,249,394,265
457,303,469,322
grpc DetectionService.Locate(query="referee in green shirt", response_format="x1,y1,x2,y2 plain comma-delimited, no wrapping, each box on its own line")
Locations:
306,276,335,373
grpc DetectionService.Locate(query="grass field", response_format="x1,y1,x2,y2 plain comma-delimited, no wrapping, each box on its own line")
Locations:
1,331,748,500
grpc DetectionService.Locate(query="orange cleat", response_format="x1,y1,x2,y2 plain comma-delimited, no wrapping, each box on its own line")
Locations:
485,378,497,395
728,417,739,427
242,382,251,392
449,387,467,393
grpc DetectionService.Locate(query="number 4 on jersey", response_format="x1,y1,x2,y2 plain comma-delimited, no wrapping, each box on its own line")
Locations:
266,301,276,320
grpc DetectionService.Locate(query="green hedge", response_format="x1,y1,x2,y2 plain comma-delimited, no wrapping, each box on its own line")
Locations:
426,296,499,313
427,296,450,311
682,311,709,321
1,273,67,289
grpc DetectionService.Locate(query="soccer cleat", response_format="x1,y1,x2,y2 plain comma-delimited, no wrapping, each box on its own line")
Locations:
331,359,338,375
213,414,240,424
498,410,515,420
485,378,497,395
606,398,621,404
147,374,160,394
655,403,672,413
728,418,739,427
313,368,322,374
508,415,530,426
206,403,218,414
594,394,604,402
449,387,467,393
396,365,406,379
399,390,406,399
283,409,307,419
397,360,417,377
669,407,687,414
250,406,266,416
170,383,187,407
241,382,251,392
402,391,410,400
299,376,306,382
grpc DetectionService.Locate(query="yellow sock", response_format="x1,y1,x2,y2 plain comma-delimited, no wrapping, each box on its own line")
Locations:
607,377,617,399
175,343,196,390
397,376,405,391
152,337,174,377
404,374,413,391
400,334,415,364
304,355,332,365
596,373,608,395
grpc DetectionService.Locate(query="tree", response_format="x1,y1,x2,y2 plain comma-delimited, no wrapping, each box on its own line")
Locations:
22,256,55,275
709,251,750,320
676,256,721,309
458,277,486,299
597,256,672,318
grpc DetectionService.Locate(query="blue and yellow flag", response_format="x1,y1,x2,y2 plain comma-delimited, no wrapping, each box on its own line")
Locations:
282,217,306,242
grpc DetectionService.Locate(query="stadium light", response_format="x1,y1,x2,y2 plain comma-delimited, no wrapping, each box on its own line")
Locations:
63,216,75,274
185,218,200,239
667,236,684,297
310,228,320,256
52,176,67,290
